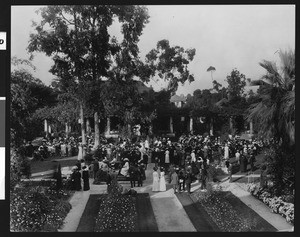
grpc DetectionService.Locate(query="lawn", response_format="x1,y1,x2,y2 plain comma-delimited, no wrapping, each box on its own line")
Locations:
30,157,78,174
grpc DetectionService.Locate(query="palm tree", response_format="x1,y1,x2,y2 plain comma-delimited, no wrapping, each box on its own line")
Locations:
207,66,216,81
247,49,295,147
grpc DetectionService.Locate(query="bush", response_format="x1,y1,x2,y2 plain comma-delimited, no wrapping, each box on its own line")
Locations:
207,164,226,181
10,185,72,232
247,183,294,225
10,148,31,189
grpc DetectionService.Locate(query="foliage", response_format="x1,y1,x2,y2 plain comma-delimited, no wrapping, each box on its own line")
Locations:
10,185,72,232
11,57,57,145
94,176,137,232
28,5,150,146
10,147,32,190
144,39,196,93
225,68,247,101
247,49,295,146
247,183,294,225
207,164,226,181
261,144,295,196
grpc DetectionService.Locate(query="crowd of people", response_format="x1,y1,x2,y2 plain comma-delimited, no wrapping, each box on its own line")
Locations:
25,130,269,193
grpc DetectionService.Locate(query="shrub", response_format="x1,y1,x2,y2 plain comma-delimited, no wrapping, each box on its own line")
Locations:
207,164,226,181
247,183,294,225
10,185,72,232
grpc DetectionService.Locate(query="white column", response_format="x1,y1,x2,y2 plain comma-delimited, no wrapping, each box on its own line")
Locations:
48,125,52,134
189,117,193,134
169,116,174,133
44,119,48,134
65,122,69,134
250,121,253,135
106,117,111,135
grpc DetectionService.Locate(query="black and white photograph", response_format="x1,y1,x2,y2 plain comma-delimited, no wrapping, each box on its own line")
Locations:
9,4,295,232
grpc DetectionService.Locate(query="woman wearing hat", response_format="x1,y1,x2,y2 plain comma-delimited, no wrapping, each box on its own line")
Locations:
120,158,130,177
82,166,90,191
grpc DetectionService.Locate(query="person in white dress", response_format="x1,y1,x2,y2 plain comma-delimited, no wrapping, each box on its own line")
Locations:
159,167,166,191
61,143,67,157
120,158,130,176
165,149,170,164
235,150,241,164
152,167,160,192
224,143,229,160
191,150,196,163
77,142,83,161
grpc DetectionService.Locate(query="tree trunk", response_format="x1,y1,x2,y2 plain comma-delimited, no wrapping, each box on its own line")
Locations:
80,102,86,145
249,121,253,135
94,112,100,148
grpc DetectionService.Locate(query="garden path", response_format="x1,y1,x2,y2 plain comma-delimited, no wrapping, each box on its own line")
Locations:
58,162,199,232
56,162,293,232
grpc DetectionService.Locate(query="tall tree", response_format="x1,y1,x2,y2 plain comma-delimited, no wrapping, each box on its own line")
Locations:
144,39,196,94
225,68,247,101
28,5,150,146
207,66,216,81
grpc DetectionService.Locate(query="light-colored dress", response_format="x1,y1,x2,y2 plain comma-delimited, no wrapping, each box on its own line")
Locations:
224,146,229,159
165,150,170,163
159,171,166,191
191,152,196,162
77,145,83,160
120,161,129,176
61,144,67,157
152,171,160,191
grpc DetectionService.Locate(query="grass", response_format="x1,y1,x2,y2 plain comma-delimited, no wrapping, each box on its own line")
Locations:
30,156,78,174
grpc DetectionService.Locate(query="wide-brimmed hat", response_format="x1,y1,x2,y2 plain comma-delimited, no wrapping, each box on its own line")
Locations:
124,158,129,161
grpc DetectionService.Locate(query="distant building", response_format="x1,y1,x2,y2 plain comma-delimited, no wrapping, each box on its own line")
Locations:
170,94,186,108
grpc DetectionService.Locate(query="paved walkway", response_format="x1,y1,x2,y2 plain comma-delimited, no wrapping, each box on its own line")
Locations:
36,162,293,232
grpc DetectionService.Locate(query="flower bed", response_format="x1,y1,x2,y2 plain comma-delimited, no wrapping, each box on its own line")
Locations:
94,176,138,232
191,184,255,231
10,182,72,232
247,183,294,225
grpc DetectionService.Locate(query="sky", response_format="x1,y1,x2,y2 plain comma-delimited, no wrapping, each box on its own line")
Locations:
11,5,295,96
